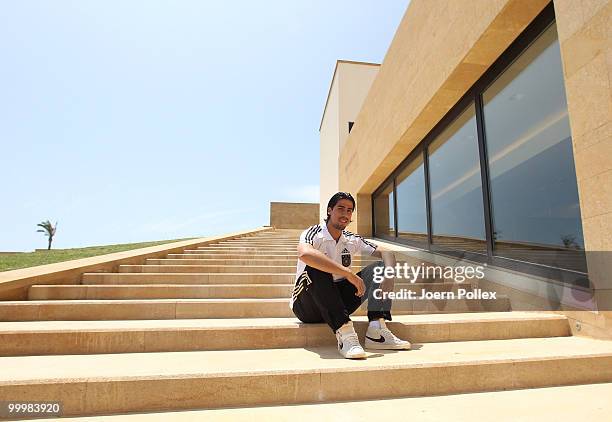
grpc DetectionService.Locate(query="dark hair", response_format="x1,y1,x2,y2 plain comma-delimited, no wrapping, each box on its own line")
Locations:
325,192,356,222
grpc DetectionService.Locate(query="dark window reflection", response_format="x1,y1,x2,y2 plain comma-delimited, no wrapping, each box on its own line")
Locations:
396,153,428,246
428,104,486,253
374,183,395,237
483,24,586,272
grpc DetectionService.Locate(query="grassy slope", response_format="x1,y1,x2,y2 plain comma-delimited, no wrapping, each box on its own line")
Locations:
0,238,197,272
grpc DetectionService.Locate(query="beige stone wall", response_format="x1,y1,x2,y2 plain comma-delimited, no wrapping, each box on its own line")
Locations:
337,62,380,152
330,0,611,324
270,202,319,229
554,0,612,307
320,65,341,223
338,0,550,235
320,61,379,221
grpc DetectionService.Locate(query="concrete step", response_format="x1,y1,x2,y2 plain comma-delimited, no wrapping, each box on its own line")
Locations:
119,264,381,273
0,296,511,321
221,238,298,242
177,252,300,259
81,272,445,285
210,245,298,249
250,231,301,234
118,265,299,273
147,258,375,266
251,231,299,234
28,282,473,300
183,249,299,256
28,284,295,300
195,248,298,253
234,239,297,242
81,273,296,285
212,244,298,249
243,237,299,241
239,239,298,242
47,383,612,421
248,232,301,236
241,240,298,243
247,235,303,239
192,249,298,255
0,299,293,320
1,337,611,416
208,246,298,251
0,313,570,356
197,245,298,251
219,240,299,245
221,237,298,241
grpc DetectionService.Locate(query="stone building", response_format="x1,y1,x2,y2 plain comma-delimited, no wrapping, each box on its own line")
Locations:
320,0,612,332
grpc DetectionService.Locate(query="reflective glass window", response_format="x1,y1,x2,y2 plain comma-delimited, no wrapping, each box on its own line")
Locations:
428,104,486,253
483,24,585,272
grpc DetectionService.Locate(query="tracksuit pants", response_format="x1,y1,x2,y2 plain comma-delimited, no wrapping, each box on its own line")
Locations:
291,261,392,333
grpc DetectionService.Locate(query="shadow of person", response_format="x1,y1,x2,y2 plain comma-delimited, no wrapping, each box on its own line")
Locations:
300,345,419,360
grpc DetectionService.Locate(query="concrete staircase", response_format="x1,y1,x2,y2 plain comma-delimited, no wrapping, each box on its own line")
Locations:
1,229,612,419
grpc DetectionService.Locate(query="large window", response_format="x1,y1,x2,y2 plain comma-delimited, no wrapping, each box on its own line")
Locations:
372,5,587,284
373,182,395,238
428,104,486,253
396,153,428,246
482,24,585,272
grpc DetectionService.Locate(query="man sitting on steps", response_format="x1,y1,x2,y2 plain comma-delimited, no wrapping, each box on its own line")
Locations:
290,191,411,359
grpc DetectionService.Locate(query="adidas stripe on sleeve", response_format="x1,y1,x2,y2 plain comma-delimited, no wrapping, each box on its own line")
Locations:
299,224,322,246
358,236,378,255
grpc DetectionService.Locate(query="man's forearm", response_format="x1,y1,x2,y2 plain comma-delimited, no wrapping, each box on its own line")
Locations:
381,251,397,268
372,249,397,267
372,249,397,289
298,249,353,277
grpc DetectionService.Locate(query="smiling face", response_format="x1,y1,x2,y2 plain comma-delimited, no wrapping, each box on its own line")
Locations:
327,198,354,231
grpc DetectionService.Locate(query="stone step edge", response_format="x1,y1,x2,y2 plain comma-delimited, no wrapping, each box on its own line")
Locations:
0,339,611,417
0,313,573,355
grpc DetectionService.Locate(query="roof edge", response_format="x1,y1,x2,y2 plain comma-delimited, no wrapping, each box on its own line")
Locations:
318,60,381,132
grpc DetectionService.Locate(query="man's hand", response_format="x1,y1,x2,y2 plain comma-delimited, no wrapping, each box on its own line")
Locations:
346,271,366,297
297,243,365,296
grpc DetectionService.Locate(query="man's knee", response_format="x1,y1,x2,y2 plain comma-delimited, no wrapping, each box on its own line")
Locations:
303,265,334,285
295,312,324,324
293,300,324,324
359,260,385,284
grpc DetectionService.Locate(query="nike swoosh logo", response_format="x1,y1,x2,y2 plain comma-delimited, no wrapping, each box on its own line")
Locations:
366,335,386,343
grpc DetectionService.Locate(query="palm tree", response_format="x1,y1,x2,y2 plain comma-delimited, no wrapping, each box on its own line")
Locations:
36,220,58,250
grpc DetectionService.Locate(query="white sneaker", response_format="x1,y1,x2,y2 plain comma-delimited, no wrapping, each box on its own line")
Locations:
335,321,366,359
365,319,411,350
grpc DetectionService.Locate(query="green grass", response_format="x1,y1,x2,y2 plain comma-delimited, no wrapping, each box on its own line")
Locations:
0,238,197,272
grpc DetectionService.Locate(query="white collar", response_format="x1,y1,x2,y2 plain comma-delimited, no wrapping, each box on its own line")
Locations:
320,222,346,244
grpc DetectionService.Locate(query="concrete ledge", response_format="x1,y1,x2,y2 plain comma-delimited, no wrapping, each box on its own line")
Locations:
0,296,511,321
44,382,612,421
0,227,273,300
0,313,570,356
270,202,319,229
1,337,611,416
370,237,612,340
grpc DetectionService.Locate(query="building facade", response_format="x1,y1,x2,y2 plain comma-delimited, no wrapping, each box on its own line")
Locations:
320,0,611,319
319,60,379,221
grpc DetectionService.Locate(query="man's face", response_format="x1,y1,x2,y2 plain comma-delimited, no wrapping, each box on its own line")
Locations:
327,198,354,230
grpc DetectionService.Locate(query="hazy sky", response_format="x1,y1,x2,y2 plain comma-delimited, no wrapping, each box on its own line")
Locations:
1,0,410,251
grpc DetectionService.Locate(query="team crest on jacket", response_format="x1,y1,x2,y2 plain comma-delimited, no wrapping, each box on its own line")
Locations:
341,248,351,267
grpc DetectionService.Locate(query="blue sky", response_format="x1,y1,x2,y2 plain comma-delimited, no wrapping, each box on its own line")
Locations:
1,0,409,251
